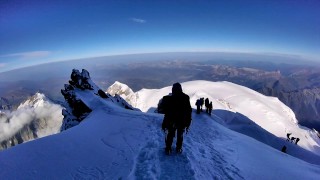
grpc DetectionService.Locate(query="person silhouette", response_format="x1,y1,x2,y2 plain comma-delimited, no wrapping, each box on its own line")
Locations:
286,133,292,141
205,98,209,113
208,101,213,116
281,145,287,153
161,83,192,155
195,99,201,114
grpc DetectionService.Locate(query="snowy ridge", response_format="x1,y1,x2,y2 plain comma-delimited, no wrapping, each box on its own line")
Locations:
134,80,320,157
0,79,320,179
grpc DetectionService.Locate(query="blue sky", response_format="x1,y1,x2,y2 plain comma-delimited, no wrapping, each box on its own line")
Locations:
0,0,319,72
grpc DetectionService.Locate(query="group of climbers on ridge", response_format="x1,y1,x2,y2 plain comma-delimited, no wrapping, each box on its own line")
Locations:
159,82,302,156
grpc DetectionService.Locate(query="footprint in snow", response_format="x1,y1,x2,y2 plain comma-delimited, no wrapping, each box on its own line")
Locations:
158,148,196,180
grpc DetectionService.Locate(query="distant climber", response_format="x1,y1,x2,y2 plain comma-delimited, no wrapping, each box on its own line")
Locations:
205,98,209,113
161,83,192,155
281,145,287,153
290,137,296,143
295,138,300,145
208,101,213,116
286,133,292,141
199,98,204,111
195,99,201,114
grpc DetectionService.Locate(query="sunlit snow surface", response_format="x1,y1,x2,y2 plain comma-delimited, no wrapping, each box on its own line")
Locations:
135,81,320,156
0,80,319,179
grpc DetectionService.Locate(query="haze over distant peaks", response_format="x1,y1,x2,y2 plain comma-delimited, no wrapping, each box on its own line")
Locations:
1,69,320,179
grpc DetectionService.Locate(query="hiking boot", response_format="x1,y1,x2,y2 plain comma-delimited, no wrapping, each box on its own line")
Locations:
176,148,183,154
165,147,172,155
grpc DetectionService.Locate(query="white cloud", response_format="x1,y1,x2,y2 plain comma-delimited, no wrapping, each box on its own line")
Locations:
0,51,52,59
130,18,146,24
0,98,63,142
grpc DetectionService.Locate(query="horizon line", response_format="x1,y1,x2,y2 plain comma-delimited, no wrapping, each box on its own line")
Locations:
0,50,318,73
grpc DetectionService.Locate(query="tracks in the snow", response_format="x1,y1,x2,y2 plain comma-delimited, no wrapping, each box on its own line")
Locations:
134,117,196,179
134,113,244,179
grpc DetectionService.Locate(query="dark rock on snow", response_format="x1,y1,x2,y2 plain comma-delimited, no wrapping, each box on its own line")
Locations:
61,69,137,131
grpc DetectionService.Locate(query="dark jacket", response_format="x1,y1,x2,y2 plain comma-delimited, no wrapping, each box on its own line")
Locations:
162,92,192,129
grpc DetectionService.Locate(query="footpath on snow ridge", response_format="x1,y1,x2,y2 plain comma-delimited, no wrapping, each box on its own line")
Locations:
132,110,244,179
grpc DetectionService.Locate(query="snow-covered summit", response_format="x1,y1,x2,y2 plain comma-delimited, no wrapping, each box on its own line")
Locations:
133,80,320,156
18,92,48,109
107,81,137,107
107,80,320,160
1,75,320,179
107,81,135,97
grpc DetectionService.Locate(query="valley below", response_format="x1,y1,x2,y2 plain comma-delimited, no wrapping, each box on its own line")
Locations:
1,54,320,132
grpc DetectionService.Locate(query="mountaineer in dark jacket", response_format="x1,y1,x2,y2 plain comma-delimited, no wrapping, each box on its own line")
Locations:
161,83,192,154
195,99,201,114
205,98,209,113
208,101,213,116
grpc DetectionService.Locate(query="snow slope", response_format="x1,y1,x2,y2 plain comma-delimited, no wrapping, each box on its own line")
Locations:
0,81,320,179
134,81,320,158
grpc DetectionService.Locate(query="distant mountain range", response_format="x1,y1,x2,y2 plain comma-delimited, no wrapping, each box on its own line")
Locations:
0,53,319,131
101,60,320,131
1,68,319,179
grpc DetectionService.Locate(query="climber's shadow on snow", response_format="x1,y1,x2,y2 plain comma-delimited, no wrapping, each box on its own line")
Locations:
212,109,320,165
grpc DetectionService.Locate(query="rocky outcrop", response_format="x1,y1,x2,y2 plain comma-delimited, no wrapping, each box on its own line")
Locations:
61,69,137,131
61,69,98,130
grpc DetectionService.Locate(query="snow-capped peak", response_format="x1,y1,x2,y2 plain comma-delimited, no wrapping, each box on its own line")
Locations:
107,81,133,95
0,92,63,149
18,92,49,109
106,81,137,107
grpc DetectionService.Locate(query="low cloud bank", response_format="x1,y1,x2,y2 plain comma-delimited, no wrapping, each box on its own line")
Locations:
0,98,63,142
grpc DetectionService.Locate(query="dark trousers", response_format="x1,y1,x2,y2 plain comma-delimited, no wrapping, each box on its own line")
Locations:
166,128,184,150
196,105,200,114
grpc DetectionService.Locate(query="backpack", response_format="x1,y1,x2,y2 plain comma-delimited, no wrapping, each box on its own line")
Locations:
161,94,191,129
